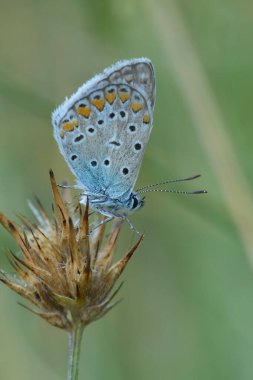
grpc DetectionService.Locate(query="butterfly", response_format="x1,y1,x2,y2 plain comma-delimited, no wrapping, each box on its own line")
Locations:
52,58,206,232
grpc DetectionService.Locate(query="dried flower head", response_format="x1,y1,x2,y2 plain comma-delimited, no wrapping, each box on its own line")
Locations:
0,170,142,331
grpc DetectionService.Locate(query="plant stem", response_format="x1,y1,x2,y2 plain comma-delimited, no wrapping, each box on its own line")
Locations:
68,324,84,380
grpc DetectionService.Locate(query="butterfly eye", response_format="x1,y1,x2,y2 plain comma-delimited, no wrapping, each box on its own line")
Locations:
132,196,139,209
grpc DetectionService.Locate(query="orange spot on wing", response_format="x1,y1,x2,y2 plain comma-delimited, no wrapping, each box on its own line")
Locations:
105,93,116,104
91,99,106,111
131,102,143,113
143,114,150,124
60,130,65,138
119,92,130,103
62,121,78,132
77,106,91,118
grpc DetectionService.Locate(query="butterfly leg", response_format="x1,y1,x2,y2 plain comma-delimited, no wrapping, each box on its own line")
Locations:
57,184,80,189
92,215,141,236
124,217,141,236
89,216,114,235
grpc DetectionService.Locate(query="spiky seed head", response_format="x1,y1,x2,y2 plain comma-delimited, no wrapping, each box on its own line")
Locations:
0,170,142,331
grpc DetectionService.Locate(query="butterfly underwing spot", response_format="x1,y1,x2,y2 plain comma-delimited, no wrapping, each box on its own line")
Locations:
67,110,76,119
131,91,144,113
62,121,77,132
104,159,110,166
122,167,129,175
131,103,143,113
76,101,91,118
143,114,150,124
134,94,141,101
119,86,130,103
71,154,77,161
97,119,104,126
109,140,121,147
60,120,78,138
86,126,96,135
119,110,127,119
105,86,117,104
109,112,116,119
74,134,84,143
134,142,142,151
91,91,106,111
90,160,98,167
119,86,128,92
128,124,136,133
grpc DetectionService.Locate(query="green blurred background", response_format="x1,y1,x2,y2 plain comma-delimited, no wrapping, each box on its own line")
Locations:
1,0,253,379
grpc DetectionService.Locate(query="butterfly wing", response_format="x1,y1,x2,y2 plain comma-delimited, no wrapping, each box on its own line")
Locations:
52,58,156,198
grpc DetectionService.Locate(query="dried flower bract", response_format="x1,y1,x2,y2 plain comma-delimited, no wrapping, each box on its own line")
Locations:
0,170,142,331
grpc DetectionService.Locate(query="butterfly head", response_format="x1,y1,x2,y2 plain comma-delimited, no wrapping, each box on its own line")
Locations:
128,192,145,212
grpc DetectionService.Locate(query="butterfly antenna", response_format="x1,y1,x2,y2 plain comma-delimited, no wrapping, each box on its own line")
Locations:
136,174,202,191
139,188,207,195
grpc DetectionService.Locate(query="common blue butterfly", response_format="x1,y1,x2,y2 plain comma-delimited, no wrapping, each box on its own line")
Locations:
52,58,206,232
